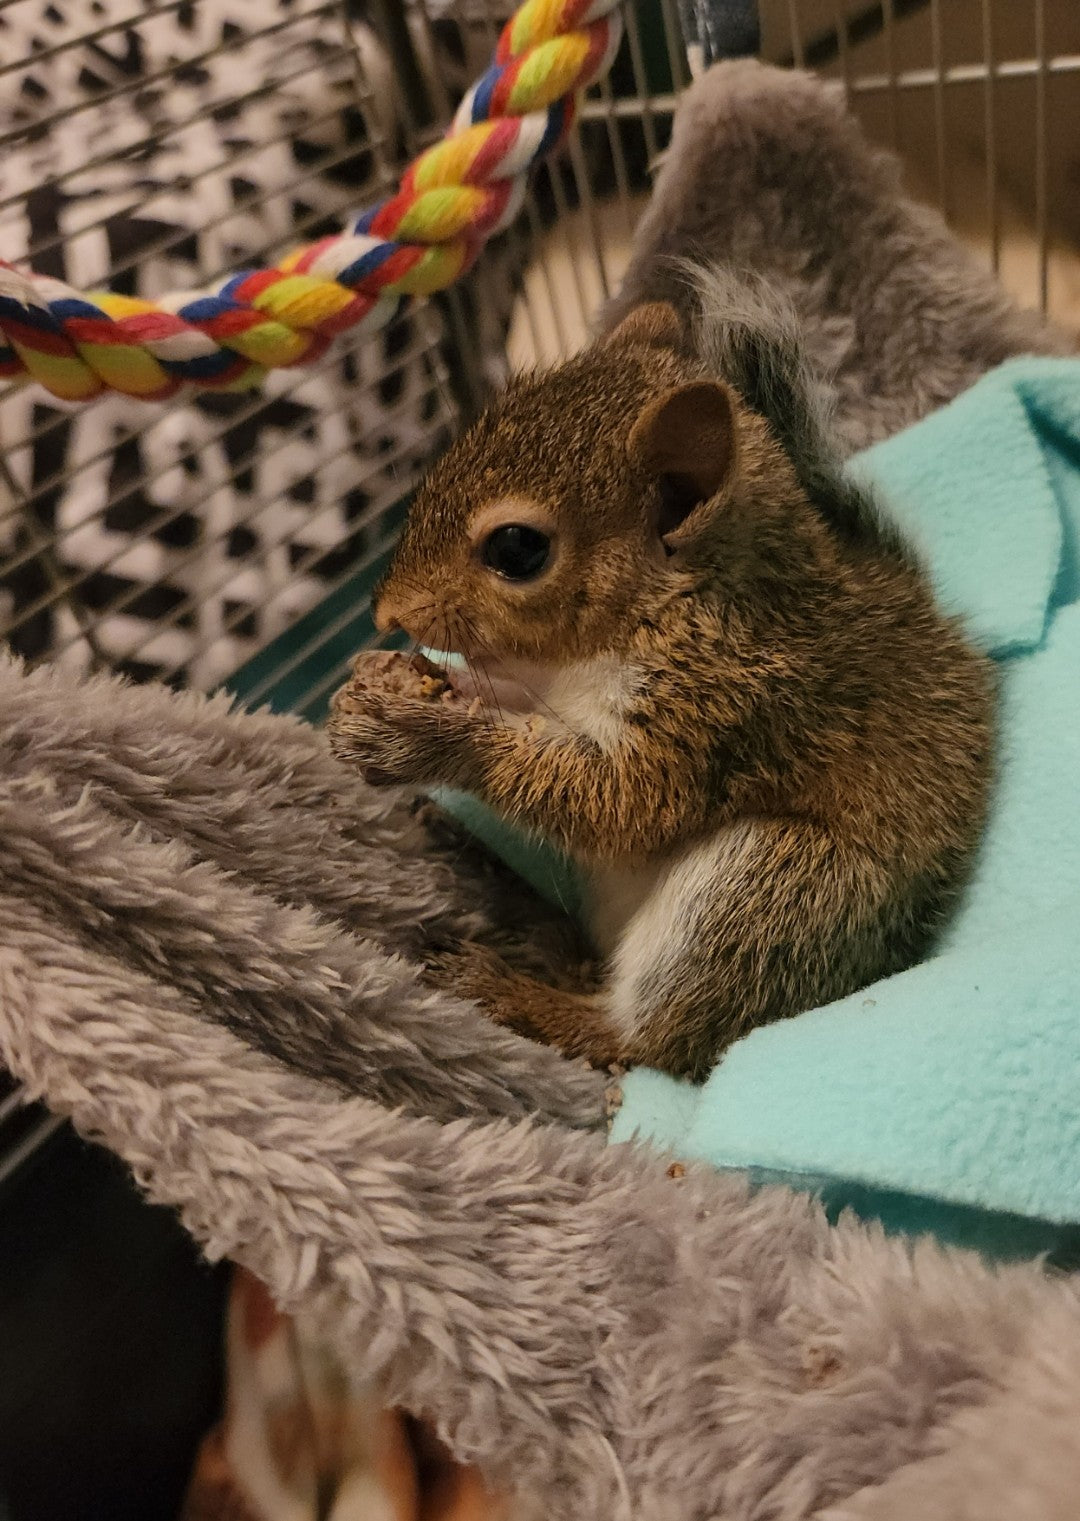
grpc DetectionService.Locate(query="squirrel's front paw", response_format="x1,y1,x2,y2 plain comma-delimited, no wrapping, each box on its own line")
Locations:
327,704,421,785
327,651,477,787
328,692,463,786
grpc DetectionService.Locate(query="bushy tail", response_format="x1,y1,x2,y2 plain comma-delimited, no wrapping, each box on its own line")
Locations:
677,262,903,553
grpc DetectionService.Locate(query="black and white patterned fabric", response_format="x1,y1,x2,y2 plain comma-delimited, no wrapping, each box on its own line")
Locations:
0,0,522,689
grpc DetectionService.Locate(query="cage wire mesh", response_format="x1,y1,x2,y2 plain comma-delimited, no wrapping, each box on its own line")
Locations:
1,0,1076,727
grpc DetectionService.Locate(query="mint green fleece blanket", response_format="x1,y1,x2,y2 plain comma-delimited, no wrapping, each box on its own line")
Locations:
439,358,1080,1260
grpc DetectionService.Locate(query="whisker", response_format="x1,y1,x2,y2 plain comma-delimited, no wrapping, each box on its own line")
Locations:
452,611,566,732
514,678,566,730
401,621,433,658
453,612,507,734
493,656,567,730
390,571,429,599
446,615,499,734
401,611,460,743
472,658,505,736
454,611,571,734
410,614,441,667
378,592,437,652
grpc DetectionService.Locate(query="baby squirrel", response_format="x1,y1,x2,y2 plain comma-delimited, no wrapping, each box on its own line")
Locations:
328,273,995,1080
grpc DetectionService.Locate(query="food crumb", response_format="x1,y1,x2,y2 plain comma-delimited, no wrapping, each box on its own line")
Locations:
330,648,469,716
666,1162,686,1180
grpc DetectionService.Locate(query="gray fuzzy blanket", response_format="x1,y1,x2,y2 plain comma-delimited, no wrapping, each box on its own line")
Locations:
2,61,1078,1521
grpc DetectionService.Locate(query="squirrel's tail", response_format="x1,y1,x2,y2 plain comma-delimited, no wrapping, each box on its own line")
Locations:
676,261,904,555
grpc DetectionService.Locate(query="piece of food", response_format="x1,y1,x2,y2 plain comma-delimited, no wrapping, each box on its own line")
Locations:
331,650,464,716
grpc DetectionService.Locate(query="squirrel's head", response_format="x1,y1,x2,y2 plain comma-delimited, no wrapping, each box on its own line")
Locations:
372,302,796,666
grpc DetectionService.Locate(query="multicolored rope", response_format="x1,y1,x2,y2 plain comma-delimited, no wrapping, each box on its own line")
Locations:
0,0,622,403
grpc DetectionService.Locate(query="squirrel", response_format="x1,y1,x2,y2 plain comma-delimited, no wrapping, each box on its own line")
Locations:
327,270,996,1080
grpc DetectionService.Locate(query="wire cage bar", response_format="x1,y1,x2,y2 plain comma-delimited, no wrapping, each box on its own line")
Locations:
0,0,1074,760
0,0,1073,762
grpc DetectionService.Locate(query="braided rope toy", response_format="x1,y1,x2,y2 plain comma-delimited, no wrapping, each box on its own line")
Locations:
0,0,622,403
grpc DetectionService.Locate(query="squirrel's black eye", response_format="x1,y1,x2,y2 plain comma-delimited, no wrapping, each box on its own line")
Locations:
480,523,551,582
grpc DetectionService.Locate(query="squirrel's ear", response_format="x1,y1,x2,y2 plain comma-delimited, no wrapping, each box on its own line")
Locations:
603,302,684,352
628,380,738,550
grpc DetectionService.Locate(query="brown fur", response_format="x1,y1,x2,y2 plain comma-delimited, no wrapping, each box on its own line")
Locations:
327,300,995,1080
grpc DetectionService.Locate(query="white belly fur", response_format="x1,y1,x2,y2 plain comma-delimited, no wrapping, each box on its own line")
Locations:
593,823,756,1043
539,654,639,750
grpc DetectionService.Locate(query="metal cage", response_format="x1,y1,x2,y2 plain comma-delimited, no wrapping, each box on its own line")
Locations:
0,6,1077,1506
0,0,1077,732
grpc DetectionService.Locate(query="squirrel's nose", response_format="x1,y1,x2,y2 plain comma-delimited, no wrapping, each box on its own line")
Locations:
372,580,406,633
373,600,400,634
373,584,429,636
374,579,439,639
